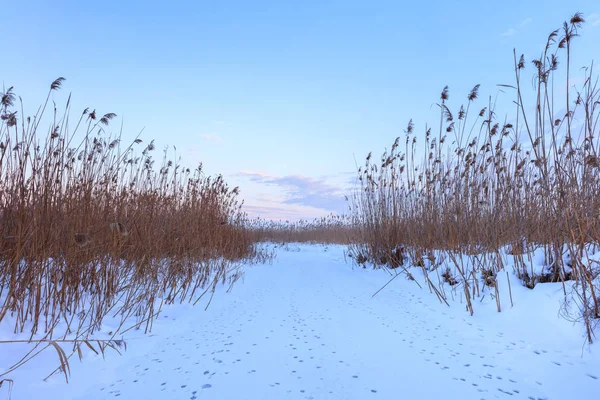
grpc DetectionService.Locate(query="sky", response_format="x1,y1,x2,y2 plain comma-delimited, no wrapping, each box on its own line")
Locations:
2,1,599,220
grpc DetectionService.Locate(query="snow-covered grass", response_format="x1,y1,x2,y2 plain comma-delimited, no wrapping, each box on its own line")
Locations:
2,244,598,399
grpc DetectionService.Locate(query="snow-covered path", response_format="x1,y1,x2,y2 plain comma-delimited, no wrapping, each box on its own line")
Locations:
4,244,599,399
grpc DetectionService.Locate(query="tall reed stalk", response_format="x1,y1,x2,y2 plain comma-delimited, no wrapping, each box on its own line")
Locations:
348,13,600,342
0,79,259,381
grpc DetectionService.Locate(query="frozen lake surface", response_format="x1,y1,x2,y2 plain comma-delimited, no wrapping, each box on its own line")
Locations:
2,244,599,399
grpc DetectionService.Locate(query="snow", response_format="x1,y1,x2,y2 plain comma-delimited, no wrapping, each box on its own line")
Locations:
2,244,599,399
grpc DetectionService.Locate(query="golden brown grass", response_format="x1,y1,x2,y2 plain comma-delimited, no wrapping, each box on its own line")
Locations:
348,13,600,342
250,214,357,245
0,79,260,382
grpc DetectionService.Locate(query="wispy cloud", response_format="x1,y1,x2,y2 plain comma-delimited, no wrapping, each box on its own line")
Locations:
501,17,532,37
242,204,306,220
589,13,600,27
199,134,222,142
519,17,533,27
501,28,517,37
237,172,348,213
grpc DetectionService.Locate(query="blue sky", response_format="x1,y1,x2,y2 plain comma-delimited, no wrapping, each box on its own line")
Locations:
2,1,599,220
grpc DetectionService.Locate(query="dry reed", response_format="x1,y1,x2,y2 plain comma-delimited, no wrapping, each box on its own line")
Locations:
348,13,600,342
0,79,261,381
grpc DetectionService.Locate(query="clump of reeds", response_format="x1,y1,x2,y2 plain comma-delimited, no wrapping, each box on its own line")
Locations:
250,214,357,244
0,79,260,381
348,13,600,342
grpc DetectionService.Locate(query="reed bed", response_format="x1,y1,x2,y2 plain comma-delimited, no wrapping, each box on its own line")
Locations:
348,13,600,342
0,79,260,382
250,214,356,245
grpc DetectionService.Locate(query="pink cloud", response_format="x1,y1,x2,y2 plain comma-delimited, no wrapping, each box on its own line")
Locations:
236,172,349,214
